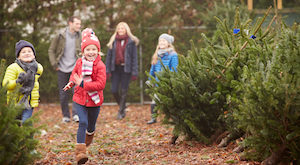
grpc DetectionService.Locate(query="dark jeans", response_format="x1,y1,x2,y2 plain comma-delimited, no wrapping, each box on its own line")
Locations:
73,102,100,143
111,65,131,93
57,70,77,118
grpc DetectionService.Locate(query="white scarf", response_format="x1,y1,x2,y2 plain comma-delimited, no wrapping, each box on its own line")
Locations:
157,47,174,57
82,57,100,104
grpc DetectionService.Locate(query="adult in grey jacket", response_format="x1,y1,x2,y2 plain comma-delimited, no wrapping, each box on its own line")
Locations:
106,22,139,120
48,16,81,123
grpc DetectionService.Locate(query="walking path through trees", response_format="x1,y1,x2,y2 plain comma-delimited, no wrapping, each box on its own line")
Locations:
34,104,258,164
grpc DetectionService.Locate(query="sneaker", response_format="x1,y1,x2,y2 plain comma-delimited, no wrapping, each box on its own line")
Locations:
73,115,79,122
62,117,70,123
147,118,157,124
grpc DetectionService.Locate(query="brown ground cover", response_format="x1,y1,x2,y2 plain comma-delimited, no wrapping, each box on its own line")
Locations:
34,104,259,165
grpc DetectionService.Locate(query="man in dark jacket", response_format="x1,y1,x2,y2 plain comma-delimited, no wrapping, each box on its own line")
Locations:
48,16,81,123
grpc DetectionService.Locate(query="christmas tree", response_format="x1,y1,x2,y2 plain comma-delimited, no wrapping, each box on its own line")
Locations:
147,6,299,164
233,23,300,164
146,6,263,143
0,59,40,165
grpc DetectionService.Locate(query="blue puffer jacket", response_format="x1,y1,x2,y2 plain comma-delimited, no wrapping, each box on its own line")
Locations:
106,38,138,76
149,51,178,81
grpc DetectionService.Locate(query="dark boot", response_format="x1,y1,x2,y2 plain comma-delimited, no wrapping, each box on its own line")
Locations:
117,89,127,120
147,104,157,124
112,92,120,105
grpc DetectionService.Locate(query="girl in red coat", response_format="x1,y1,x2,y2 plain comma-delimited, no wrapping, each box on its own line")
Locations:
63,28,106,164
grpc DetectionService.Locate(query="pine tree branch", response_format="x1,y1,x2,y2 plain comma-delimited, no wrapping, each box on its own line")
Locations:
218,6,272,78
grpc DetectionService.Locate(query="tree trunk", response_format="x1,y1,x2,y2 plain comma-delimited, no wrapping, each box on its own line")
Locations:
169,135,178,145
262,145,286,165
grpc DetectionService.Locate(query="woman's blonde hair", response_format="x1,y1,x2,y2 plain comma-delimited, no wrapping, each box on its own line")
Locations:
106,22,139,49
151,43,175,65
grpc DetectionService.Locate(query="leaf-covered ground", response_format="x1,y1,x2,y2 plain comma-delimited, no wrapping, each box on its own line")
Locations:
34,104,259,165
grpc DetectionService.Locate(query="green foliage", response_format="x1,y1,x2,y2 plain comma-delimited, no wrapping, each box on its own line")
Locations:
35,41,59,102
90,0,208,103
146,57,225,143
0,0,297,106
147,3,300,162
146,3,258,143
0,59,6,81
0,60,40,164
201,0,254,37
253,0,300,8
0,0,83,103
1,0,210,103
234,24,300,161
0,0,256,103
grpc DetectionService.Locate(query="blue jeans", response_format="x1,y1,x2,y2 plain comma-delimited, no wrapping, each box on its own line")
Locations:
22,108,33,123
73,102,100,143
57,71,77,118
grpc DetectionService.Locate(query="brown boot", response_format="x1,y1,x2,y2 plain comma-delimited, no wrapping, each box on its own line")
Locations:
75,143,88,164
85,131,95,147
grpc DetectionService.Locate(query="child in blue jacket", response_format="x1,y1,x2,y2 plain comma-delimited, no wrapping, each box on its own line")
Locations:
147,33,178,124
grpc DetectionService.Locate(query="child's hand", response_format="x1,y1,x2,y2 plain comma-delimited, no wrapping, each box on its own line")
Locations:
63,81,74,91
74,74,83,86
16,72,26,84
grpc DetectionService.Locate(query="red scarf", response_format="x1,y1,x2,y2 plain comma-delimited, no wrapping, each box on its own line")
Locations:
115,34,128,65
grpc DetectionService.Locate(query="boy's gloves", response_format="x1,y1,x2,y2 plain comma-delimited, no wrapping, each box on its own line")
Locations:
19,86,32,94
63,81,74,91
16,72,26,84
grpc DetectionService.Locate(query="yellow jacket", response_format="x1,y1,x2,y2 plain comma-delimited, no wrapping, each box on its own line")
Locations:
2,62,43,108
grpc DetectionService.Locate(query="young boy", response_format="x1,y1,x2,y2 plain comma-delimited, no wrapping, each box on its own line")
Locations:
63,28,106,164
2,40,43,123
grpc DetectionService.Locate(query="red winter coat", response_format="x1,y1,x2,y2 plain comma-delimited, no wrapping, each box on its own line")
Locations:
69,55,106,107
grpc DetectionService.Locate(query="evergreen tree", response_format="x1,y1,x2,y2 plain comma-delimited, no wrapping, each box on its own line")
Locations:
146,4,264,143
201,0,254,37
233,23,300,163
147,3,299,163
0,59,40,165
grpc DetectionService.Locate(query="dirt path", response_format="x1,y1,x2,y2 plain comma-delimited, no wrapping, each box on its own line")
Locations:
34,104,258,165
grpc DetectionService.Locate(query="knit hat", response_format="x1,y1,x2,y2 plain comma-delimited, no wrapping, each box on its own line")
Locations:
159,33,174,44
81,28,101,52
15,40,36,58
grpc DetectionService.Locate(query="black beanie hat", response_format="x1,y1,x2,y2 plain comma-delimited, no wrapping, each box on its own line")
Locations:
15,40,36,58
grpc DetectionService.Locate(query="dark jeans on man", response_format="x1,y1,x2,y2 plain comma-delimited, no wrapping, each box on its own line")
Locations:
57,70,77,118
111,65,131,93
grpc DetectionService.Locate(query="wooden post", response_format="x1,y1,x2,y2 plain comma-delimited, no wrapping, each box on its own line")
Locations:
247,0,253,10
277,0,282,9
